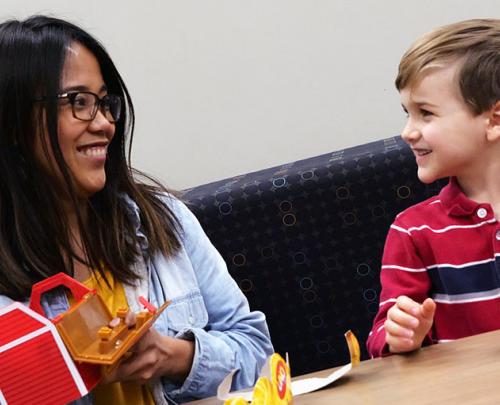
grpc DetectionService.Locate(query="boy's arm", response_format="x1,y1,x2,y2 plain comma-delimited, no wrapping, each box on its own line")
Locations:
367,221,433,357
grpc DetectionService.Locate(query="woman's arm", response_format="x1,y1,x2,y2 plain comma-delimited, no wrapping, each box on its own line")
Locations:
163,198,274,400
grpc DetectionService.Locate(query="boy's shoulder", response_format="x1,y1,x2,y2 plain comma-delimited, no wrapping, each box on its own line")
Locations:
394,194,445,227
392,177,489,232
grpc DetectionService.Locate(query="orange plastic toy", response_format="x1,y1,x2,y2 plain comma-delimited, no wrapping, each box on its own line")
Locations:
30,273,170,365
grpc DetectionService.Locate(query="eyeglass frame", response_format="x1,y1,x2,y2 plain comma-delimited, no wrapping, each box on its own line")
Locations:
38,91,123,123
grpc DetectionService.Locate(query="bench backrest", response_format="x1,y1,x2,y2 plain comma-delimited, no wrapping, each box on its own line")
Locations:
181,136,445,376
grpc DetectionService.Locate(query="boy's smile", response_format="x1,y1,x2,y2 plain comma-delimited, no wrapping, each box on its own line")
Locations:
400,62,490,185
413,148,432,162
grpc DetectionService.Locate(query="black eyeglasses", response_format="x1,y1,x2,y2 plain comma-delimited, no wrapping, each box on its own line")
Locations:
56,91,122,123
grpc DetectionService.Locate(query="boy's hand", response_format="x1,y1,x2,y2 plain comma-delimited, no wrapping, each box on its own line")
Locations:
384,296,436,353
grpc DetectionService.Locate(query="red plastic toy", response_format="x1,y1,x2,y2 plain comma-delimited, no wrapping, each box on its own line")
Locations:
0,273,169,405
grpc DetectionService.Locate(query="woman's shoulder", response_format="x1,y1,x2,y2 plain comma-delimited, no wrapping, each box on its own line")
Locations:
119,191,197,234
156,192,191,215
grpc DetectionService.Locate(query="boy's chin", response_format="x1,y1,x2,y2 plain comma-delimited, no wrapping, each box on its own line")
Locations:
417,169,441,184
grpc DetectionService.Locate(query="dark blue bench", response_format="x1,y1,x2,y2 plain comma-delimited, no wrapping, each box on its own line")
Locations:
181,136,446,376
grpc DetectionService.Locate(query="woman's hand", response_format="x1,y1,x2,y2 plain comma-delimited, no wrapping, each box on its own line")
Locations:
384,296,436,354
104,312,195,385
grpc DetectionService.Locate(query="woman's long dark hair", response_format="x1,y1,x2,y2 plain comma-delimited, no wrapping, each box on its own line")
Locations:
0,15,180,300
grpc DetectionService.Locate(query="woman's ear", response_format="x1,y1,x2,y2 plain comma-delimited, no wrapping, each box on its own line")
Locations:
486,101,500,142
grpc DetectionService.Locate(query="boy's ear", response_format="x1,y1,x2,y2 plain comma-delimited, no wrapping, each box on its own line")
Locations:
486,101,500,142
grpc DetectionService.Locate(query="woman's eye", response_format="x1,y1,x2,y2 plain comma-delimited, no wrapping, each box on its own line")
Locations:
420,109,433,117
73,95,91,108
101,98,111,111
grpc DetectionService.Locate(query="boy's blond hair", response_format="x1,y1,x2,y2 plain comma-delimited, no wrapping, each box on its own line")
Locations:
396,19,500,114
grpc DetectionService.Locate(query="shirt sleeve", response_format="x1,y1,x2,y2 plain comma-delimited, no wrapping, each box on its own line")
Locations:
162,198,274,401
0,295,14,308
366,219,433,358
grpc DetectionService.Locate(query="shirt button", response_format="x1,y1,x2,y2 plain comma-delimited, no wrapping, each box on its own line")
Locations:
496,230,500,241
477,208,488,218
188,315,195,324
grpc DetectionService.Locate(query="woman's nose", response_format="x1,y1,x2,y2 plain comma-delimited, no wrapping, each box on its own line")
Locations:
88,109,115,135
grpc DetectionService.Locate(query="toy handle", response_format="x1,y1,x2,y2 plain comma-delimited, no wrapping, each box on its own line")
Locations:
29,272,92,316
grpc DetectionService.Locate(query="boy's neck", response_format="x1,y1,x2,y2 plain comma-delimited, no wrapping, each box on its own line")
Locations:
457,160,500,218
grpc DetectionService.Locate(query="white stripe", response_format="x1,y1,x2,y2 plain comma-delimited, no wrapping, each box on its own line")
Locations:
0,302,88,397
0,302,51,325
427,257,497,270
379,298,397,307
434,288,500,304
382,265,427,272
0,326,51,354
393,218,496,234
390,224,410,234
0,389,7,405
376,324,385,333
384,255,500,273
436,339,454,343
429,200,441,205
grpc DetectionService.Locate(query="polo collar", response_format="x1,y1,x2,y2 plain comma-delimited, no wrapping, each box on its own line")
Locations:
439,177,483,217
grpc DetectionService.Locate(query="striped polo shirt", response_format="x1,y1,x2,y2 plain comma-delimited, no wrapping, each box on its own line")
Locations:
367,177,500,358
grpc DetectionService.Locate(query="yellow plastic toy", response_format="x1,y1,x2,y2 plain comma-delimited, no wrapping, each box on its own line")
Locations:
345,329,360,366
223,330,361,404
224,353,292,405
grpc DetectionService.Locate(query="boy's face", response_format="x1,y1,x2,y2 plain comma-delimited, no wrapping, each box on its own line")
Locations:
400,62,489,184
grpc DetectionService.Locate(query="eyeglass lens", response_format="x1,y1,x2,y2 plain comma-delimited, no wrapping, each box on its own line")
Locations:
71,92,121,122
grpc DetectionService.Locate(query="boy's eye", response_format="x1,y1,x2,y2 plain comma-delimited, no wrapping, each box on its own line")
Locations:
420,109,433,117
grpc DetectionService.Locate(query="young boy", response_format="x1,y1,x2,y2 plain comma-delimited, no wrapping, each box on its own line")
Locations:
367,19,500,357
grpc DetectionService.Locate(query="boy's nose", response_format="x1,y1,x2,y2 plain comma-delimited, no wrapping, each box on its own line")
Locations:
401,123,421,144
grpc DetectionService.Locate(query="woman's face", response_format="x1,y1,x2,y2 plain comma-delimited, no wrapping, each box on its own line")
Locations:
36,42,116,198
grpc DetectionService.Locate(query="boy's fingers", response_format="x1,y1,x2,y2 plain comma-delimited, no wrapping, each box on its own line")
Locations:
386,332,415,353
395,295,421,317
384,319,414,338
420,298,437,320
387,306,419,329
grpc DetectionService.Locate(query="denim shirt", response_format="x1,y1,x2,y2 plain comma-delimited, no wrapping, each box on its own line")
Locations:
0,195,273,404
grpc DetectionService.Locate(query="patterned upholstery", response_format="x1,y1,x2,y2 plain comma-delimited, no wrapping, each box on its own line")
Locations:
180,136,446,376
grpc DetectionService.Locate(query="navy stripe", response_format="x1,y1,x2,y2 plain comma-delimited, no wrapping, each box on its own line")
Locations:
428,259,500,296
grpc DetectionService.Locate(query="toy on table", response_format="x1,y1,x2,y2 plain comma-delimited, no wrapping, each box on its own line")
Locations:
0,272,169,405
220,330,361,404
222,353,292,405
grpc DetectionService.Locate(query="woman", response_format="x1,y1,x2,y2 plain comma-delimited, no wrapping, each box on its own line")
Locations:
0,15,273,404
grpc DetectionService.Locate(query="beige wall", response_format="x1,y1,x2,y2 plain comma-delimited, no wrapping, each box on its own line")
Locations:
2,1,498,188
